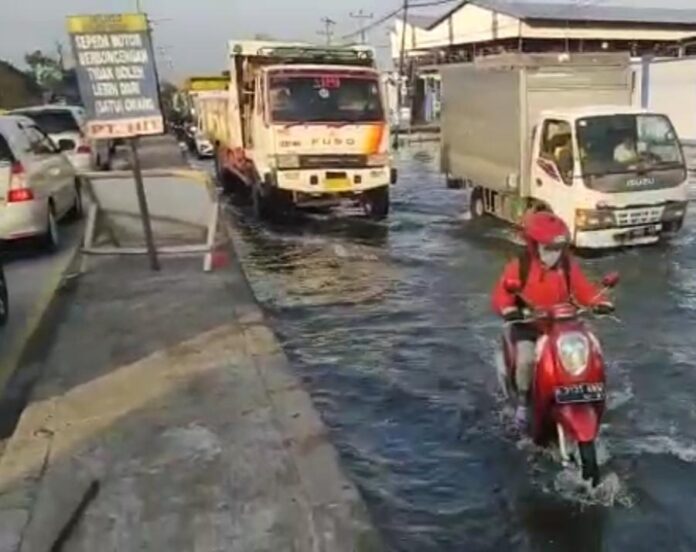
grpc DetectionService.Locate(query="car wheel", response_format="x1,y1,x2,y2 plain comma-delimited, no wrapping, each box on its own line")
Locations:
0,267,8,326
43,204,60,252
68,181,84,221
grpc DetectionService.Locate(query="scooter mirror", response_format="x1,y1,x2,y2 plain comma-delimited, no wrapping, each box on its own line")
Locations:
602,272,620,288
504,277,523,294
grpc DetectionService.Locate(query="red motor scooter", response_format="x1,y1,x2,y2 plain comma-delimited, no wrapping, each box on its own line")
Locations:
496,272,620,486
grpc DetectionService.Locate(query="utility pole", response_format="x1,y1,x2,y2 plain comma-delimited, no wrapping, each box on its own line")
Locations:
318,17,336,46
396,0,410,149
136,0,143,13
349,9,374,45
398,0,409,78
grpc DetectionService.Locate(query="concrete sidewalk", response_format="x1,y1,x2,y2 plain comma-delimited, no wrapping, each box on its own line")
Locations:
0,250,380,550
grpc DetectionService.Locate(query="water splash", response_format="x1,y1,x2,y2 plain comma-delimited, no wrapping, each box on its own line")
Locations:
551,469,634,508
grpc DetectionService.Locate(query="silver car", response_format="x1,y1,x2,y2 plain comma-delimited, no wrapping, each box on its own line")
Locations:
10,105,116,172
0,115,82,250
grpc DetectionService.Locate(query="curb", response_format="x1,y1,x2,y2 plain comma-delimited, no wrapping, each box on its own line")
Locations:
221,214,384,551
0,238,83,439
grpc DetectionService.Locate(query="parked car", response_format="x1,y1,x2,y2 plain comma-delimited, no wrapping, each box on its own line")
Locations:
193,128,214,159
0,115,82,251
0,263,8,326
10,105,114,172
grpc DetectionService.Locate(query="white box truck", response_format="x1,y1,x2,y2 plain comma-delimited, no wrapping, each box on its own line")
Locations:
441,53,689,249
208,41,395,219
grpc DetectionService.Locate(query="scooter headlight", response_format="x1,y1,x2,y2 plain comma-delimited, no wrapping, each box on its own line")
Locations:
557,332,590,376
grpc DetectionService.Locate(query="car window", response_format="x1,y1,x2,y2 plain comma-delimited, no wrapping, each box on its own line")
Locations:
541,119,574,184
0,133,14,162
25,126,58,155
9,123,33,156
14,110,79,134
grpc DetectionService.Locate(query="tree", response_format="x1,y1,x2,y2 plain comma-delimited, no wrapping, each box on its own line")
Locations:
0,60,43,109
24,50,63,90
158,80,181,124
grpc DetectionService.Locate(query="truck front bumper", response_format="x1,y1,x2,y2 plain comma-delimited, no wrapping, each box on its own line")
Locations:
273,167,392,194
574,201,687,249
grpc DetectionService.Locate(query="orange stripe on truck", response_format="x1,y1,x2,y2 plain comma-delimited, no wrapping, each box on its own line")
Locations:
363,124,385,155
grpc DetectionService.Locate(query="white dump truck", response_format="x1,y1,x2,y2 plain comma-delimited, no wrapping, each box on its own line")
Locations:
441,53,689,249
206,41,395,219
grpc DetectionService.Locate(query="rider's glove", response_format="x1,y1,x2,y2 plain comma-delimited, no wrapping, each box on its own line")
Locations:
503,308,523,322
593,303,615,316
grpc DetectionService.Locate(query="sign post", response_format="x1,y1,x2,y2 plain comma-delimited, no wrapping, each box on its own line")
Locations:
67,13,163,270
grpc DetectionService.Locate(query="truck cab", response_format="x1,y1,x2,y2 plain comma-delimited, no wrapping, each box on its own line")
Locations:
531,107,688,248
218,42,395,219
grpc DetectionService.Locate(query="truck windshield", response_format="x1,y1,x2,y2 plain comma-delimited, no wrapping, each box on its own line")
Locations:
576,114,684,177
269,72,384,124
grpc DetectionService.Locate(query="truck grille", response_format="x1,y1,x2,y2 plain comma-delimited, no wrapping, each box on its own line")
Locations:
299,155,367,169
615,207,664,227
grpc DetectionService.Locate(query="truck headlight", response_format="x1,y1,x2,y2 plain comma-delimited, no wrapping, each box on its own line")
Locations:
557,332,590,376
276,154,300,169
367,153,389,167
575,209,615,230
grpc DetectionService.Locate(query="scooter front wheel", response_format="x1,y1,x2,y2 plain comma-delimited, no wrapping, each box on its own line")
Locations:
579,441,600,487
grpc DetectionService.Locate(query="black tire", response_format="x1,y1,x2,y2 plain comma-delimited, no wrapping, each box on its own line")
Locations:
579,441,600,487
446,176,464,190
68,180,84,221
43,204,60,252
470,186,485,219
251,185,267,220
0,267,8,326
364,187,390,220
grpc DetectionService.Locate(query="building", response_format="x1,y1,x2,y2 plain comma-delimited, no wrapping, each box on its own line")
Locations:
391,0,696,125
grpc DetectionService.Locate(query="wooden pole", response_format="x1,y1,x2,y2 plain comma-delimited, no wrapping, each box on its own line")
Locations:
129,137,160,271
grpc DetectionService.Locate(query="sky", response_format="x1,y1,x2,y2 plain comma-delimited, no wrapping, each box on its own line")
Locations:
1,0,695,82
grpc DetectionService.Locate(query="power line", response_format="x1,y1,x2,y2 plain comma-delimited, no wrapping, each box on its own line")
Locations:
318,16,336,46
341,5,403,40
350,9,374,44
340,0,459,41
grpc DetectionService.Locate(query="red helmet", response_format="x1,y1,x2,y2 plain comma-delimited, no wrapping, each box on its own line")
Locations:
522,211,570,248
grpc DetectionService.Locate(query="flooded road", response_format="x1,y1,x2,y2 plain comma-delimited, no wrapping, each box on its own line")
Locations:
225,145,696,551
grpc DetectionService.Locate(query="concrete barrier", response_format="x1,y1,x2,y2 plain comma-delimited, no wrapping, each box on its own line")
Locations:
81,169,220,271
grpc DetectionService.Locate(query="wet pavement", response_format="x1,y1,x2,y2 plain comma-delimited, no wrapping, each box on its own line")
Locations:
222,145,696,552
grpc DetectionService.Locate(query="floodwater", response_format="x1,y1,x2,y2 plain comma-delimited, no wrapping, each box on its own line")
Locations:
225,144,696,552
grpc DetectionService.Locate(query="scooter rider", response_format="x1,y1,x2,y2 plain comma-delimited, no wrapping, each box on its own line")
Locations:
492,211,614,428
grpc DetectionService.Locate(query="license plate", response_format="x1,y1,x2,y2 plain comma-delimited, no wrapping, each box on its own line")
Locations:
618,224,661,241
555,383,605,404
325,178,351,191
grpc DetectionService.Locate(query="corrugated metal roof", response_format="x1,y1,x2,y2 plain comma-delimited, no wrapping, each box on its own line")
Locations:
406,14,439,29
427,0,696,29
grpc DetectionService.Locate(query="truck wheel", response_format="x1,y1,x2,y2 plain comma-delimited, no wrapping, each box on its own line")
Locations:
252,186,266,219
364,187,390,220
470,187,485,219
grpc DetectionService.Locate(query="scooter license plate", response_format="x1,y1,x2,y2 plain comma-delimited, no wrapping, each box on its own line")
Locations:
555,383,605,404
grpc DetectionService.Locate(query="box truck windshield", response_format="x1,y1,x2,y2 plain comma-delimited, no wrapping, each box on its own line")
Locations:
269,71,384,124
577,114,685,190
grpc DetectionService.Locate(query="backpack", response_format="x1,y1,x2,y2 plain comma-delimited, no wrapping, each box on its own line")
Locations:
518,251,571,293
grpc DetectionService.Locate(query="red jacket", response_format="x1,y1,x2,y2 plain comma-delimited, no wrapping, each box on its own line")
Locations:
492,254,607,315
